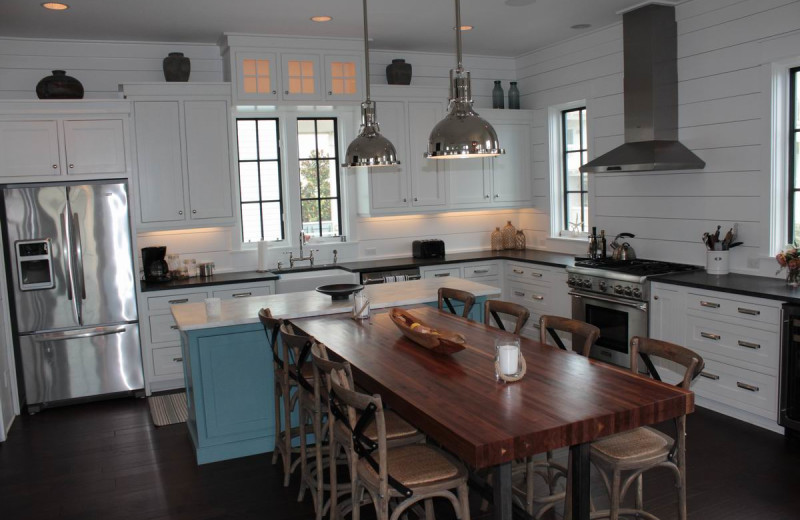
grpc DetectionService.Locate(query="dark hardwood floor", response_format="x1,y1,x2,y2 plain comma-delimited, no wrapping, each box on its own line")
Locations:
1,397,799,519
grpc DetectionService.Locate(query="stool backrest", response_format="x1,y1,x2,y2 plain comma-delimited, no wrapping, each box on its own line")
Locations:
539,315,600,357
438,288,476,318
484,299,530,335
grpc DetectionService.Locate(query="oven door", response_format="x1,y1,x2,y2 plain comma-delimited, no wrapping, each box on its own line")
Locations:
570,290,648,368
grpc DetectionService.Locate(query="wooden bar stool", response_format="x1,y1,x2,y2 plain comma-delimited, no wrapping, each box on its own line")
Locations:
539,315,600,356
590,337,704,520
484,299,530,335
329,377,471,520
437,287,476,318
258,308,302,487
310,344,425,520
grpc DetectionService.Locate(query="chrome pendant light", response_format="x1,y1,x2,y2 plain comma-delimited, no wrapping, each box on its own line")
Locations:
342,0,400,168
426,0,504,159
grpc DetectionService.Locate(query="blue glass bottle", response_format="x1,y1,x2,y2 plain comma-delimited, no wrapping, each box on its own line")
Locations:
508,81,520,109
492,80,504,109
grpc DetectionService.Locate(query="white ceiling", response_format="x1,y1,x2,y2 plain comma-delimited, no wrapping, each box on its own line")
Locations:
0,0,639,57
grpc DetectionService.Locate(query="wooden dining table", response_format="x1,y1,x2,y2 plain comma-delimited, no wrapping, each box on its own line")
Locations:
291,306,694,520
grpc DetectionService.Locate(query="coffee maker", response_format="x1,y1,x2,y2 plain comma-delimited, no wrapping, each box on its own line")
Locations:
142,246,171,283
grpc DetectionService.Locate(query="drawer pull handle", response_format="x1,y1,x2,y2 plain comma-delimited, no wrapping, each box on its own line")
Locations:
532,295,544,301
700,301,720,309
473,269,489,274
434,273,450,278
737,307,760,316
530,272,543,277
700,332,720,341
737,340,761,350
699,372,720,380
168,298,189,304
170,325,179,330
172,357,183,363
737,382,759,392
513,269,524,274
232,292,252,298
513,291,525,297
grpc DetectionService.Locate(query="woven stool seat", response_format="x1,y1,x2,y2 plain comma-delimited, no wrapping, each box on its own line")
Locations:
364,410,419,441
359,444,459,487
592,427,671,461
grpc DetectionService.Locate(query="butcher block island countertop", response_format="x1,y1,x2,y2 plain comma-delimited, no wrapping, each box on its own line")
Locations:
171,277,501,465
171,277,501,331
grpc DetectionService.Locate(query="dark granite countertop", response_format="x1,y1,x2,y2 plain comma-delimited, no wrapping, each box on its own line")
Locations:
140,270,279,293
653,271,800,304
139,249,576,293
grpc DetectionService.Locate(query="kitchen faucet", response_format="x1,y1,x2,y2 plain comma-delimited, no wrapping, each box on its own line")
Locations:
281,230,318,268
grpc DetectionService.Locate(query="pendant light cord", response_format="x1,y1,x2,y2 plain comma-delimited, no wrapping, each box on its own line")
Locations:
363,0,371,102
455,0,463,72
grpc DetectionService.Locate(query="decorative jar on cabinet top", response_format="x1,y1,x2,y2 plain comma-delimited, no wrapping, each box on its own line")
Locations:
36,70,84,99
515,230,526,250
502,221,516,250
491,227,503,251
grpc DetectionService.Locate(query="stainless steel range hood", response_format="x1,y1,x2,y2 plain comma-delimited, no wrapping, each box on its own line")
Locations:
580,4,705,173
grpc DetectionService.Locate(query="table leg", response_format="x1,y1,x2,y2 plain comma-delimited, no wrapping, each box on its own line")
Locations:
570,443,590,520
492,462,513,520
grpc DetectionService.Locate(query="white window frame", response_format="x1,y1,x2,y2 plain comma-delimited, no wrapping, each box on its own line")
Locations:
548,99,589,239
231,105,355,251
770,58,800,254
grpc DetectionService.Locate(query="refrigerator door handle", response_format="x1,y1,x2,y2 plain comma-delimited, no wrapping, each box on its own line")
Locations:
72,211,87,300
32,325,128,342
61,206,80,324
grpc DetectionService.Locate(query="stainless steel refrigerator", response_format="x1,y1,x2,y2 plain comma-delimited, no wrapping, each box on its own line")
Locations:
1,181,143,412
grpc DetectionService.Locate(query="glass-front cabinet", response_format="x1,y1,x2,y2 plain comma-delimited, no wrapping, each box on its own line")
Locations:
237,52,279,101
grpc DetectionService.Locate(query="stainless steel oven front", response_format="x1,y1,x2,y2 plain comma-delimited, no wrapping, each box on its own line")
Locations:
570,290,648,368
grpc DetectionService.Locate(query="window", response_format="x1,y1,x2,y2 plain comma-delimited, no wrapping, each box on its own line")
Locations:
297,118,342,238
789,67,800,243
236,118,284,242
562,107,588,232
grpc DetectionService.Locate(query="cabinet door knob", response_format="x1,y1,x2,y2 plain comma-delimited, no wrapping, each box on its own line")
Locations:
413,197,418,202
192,209,197,214
494,194,499,198
485,194,490,199
285,90,289,95
52,164,58,169
402,198,407,202
69,164,75,169
178,210,183,215
653,295,659,300
272,90,277,95
328,91,332,95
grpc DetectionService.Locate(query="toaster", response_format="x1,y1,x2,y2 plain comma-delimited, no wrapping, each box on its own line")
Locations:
412,239,445,259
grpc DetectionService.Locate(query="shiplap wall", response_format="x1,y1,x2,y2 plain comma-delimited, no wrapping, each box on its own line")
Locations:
516,0,800,274
0,36,519,268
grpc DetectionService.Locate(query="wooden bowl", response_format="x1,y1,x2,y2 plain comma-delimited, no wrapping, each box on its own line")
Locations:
388,308,466,355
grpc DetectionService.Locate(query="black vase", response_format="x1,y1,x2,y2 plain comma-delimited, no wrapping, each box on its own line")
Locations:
36,70,84,99
386,59,412,85
163,52,191,82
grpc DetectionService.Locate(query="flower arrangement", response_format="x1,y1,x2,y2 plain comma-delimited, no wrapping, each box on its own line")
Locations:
776,243,800,286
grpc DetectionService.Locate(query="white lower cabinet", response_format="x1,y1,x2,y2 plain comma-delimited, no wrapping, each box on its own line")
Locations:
139,281,275,395
505,262,570,341
649,282,782,432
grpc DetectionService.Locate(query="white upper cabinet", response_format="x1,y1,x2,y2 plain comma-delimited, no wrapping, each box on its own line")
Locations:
448,159,490,206
221,34,364,105
408,102,446,207
0,103,129,181
123,83,236,230
63,119,127,175
490,120,532,203
367,101,410,211
0,120,61,177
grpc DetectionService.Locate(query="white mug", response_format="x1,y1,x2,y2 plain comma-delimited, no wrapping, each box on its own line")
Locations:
205,297,222,317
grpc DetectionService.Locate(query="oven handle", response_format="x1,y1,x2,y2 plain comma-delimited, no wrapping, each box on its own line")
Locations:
569,291,648,311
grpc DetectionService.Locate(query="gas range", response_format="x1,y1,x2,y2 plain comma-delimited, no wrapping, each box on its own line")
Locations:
566,257,701,302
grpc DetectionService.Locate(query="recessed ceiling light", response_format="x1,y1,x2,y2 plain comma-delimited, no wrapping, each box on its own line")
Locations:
571,23,592,29
41,2,69,10
310,15,332,22
460,25,474,31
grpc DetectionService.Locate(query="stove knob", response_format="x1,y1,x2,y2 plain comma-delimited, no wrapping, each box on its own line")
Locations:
623,286,633,296
598,281,607,291
582,279,592,288
632,288,642,298
614,285,623,294
567,277,576,287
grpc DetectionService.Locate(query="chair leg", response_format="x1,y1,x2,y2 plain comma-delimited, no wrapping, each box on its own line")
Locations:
314,410,324,520
298,408,309,502
678,415,688,520
459,482,471,520
525,458,535,515
272,383,281,465
424,499,435,520
609,469,621,520
635,474,643,511
282,389,294,487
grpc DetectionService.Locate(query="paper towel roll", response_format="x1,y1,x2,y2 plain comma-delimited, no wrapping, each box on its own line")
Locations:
257,241,270,272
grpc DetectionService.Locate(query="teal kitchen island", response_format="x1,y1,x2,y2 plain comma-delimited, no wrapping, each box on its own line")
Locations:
171,277,501,464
